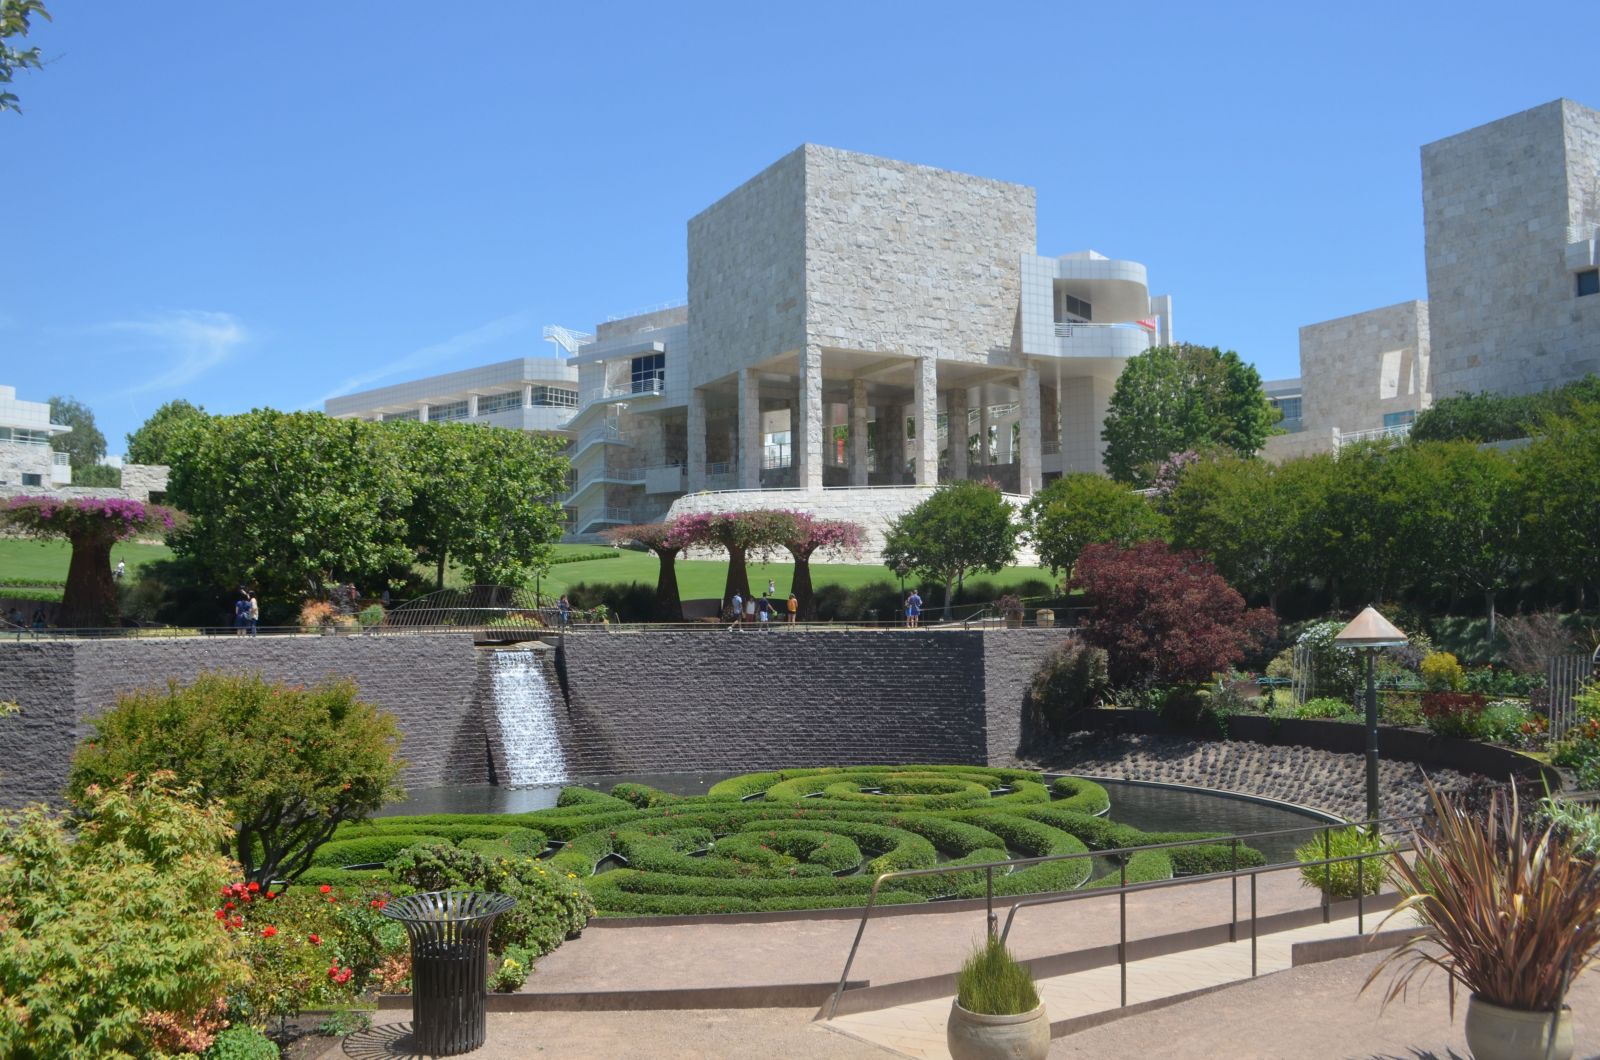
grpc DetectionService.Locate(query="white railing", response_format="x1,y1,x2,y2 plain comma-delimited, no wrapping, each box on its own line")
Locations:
577,424,631,449
580,379,666,406
575,505,633,528
1335,422,1412,448
52,451,71,466
1052,320,1158,339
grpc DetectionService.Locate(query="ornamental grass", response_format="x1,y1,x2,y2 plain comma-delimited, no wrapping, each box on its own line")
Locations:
1365,779,1600,1014
956,934,1040,1016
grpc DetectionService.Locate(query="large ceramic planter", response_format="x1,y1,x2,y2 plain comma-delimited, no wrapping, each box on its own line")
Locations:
1464,995,1572,1060
946,1001,1049,1060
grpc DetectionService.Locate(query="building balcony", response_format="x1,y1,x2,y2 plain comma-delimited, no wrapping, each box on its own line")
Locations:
1044,321,1157,359
1334,422,1412,449
580,377,666,406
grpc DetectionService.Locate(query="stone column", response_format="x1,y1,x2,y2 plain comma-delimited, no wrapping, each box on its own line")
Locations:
738,367,760,490
418,403,430,423
978,396,991,467
467,394,479,418
797,345,824,491
910,356,938,485
947,387,968,482
687,387,707,492
849,378,869,486
1019,363,1042,494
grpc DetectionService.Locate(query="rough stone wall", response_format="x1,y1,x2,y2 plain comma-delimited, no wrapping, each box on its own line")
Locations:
980,628,1065,759
0,441,57,489
119,464,170,502
686,147,808,388
1423,99,1600,397
0,635,488,808
803,145,1035,363
554,630,1058,776
1297,300,1430,436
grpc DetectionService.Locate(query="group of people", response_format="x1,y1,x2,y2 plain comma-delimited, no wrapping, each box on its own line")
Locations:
727,579,798,631
233,588,259,636
3,607,47,631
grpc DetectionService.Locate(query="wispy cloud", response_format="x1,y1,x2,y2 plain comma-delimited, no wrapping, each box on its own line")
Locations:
98,310,249,393
313,313,535,407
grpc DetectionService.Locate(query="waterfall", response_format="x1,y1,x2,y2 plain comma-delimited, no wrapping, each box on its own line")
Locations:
489,650,568,786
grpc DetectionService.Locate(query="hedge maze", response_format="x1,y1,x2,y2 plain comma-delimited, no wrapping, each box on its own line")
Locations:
302,766,1265,916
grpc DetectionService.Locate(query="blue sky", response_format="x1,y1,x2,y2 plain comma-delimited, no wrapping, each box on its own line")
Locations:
3,2,1596,451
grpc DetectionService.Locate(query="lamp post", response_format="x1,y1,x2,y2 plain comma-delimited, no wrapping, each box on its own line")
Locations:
895,561,910,597
1333,606,1408,827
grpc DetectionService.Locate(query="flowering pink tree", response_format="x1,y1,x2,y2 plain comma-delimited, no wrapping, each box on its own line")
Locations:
673,510,792,610
605,520,693,621
2,496,177,627
777,512,864,619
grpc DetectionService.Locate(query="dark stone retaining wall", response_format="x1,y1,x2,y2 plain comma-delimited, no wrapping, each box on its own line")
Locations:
0,636,489,808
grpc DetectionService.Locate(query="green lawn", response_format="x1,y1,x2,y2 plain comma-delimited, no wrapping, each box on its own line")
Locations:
0,538,174,585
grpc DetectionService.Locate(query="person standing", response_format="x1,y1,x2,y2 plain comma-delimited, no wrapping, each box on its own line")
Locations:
766,578,776,598
729,591,744,631
113,560,125,581
906,589,923,628
247,592,259,637
786,592,798,625
558,594,572,627
233,592,250,636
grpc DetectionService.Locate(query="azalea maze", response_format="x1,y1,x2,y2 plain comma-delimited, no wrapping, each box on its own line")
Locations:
304,766,1266,916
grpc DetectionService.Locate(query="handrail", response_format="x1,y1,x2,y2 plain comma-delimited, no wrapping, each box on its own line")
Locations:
825,811,1421,1019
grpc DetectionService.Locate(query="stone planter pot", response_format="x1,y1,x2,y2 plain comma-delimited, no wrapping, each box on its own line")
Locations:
1035,609,1055,628
1464,995,1572,1060
946,1001,1049,1060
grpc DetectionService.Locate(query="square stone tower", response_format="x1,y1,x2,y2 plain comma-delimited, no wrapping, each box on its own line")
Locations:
1423,99,1600,397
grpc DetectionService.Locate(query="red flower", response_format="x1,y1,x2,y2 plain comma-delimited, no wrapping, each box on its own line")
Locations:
319,884,332,894
214,909,226,920
247,882,261,893
260,926,277,938
265,891,276,900
308,933,321,945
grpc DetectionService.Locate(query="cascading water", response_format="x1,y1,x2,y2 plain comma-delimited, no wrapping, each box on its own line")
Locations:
489,650,568,786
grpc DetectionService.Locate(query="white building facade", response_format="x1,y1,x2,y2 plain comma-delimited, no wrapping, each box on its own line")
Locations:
0,385,71,489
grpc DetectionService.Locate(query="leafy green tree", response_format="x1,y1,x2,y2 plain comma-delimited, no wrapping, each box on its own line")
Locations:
1518,401,1600,606
1410,375,1600,443
47,394,107,473
71,463,121,487
0,496,176,626
1313,440,1416,607
389,421,567,590
0,773,246,1058
1167,454,1330,612
883,480,1019,621
69,674,405,884
125,398,210,466
1397,441,1522,635
165,410,415,607
1100,343,1275,485
1022,473,1166,578
0,0,49,114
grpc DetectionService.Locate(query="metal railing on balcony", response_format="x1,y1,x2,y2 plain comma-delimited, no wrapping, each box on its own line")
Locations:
1335,422,1412,449
1052,320,1158,341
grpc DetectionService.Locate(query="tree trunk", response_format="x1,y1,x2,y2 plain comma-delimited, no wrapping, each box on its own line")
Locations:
654,547,684,622
60,531,119,628
722,544,751,608
1268,589,1280,615
1485,588,1497,641
943,575,955,621
791,547,816,620
435,549,447,591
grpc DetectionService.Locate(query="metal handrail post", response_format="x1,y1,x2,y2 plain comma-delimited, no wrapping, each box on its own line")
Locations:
1357,856,1365,935
1230,838,1239,942
1119,860,1127,1007
985,866,995,937
1250,872,1258,978
1322,826,1331,924
827,875,887,1020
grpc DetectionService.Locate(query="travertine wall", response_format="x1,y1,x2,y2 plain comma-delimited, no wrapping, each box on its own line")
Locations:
802,145,1035,363
0,442,56,488
1423,99,1600,397
1297,300,1430,437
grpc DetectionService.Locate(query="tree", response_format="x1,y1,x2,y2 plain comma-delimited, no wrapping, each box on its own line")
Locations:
1100,343,1275,485
125,398,209,466
68,673,405,884
0,0,49,114
883,481,1019,621
776,512,864,619
1397,441,1522,636
1070,540,1276,688
606,521,689,621
165,410,415,607
1,495,176,626
0,773,246,1058
1022,473,1167,577
1167,453,1330,612
47,394,108,473
675,510,791,609
72,463,122,487
1518,401,1600,606
1314,440,1415,607
389,421,567,590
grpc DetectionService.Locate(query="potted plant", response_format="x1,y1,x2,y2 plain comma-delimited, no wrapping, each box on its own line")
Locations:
946,935,1049,1060
996,594,1025,629
1365,781,1600,1060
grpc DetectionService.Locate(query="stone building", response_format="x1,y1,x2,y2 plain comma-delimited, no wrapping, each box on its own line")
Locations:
1266,98,1599,460
0,385,72,489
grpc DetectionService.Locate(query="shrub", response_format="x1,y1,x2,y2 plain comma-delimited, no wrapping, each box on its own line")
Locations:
1379,692,1425,727
358,603,386,628
204,1026,281,1059
298,599,337,630
1289,696,1358,721
0,774,247,1058
1027,638,1111,736
225,886,364,1027
1550,686,1600,789
1539,797,1600,860
1070,541,1276,688
1419,651,1464,692
956,935,1039,1016
69,673,405,883
1296,826,1393,897
1420,691,1487,739
1473,699,1532,745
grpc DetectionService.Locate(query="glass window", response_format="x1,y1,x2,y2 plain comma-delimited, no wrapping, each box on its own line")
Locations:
531,386,578,408
429,400,469,422
1272,397,1302,421
382,409,420,422
1578,269,1599,297
1053,289,1093,322
1383,410,1416,429
22,473,42,486
630,354,665,393
478,391,524,416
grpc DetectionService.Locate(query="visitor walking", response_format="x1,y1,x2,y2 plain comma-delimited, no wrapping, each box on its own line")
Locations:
728,592,743,631
906,589,923,628
5,607,22,628
247,592,259,637
787,592,798,625
757,594,772,629
113,559,125,581
30,608,45,631
766,578,776,597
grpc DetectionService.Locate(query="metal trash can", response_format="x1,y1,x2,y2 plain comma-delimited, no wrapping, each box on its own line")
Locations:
381,889,517,1056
